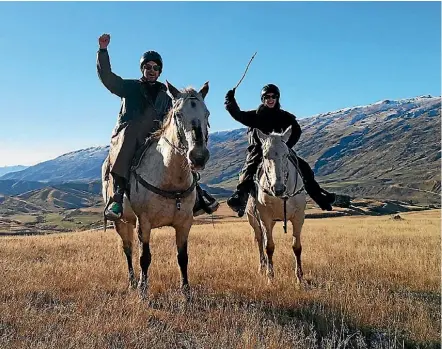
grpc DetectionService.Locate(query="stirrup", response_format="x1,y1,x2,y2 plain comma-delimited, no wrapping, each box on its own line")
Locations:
193,197,220,217
105,202,123,221
105,210,123,221
207,200,220,213
227,201,246,217
237,207,246,218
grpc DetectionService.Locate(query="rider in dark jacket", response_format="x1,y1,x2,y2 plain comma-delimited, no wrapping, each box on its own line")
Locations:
224,84,336,217
97,33,218,220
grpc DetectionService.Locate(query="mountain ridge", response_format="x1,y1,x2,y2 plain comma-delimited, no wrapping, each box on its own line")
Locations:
2,95,440,205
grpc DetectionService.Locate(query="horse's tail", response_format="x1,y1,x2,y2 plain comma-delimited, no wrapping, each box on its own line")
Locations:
102,154,112,233
103,215,108,233
103,179,110,233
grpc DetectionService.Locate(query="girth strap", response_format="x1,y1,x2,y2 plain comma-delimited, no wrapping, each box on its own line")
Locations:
132,170,198,210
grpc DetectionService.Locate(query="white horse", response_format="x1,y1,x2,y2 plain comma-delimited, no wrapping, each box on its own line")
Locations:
246,126,307,284
102,81,210,298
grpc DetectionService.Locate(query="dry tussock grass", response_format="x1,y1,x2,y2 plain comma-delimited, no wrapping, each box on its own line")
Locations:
1,209,440,348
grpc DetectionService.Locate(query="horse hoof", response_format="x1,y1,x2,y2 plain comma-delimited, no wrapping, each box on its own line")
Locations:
296,271,304,285
138,290,148,301
138,283,148,300
128,279,137,290
181,284,191,300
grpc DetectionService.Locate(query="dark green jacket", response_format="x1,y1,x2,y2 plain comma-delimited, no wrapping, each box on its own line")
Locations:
97,48,172,135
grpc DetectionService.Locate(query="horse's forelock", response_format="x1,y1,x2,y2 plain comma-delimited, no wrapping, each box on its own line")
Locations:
262,134,289,157
182,86,197,95
270,131,285,138
152,87,206,139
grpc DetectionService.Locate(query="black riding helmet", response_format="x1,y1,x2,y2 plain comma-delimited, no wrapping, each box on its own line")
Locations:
261,84,280,101
140,51,163,72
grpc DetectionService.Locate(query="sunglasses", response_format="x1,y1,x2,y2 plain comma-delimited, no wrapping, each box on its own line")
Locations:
263,94,279,100
143,64,161,72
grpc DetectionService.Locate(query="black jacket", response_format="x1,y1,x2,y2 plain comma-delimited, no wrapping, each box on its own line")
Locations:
97,49,172,135
225,95,302,149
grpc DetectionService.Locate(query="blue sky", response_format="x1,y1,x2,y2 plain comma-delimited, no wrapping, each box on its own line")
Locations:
0,1,440,166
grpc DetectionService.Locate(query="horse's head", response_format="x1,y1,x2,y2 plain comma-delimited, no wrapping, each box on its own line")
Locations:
165,81,210,171
256,126,293,197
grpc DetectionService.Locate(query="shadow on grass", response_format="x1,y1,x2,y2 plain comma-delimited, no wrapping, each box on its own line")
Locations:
139,285,440,349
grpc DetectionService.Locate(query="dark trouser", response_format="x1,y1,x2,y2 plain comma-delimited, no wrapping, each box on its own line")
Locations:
109,121,153,204
237,142,262,192
296,154,316,185
111,122,150,181
235,131,322,198
236,147,317,193
112,175,126,204
297,156,334,210
106,123,217,213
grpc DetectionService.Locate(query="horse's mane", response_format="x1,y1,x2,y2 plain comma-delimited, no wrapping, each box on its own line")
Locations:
152,87,200,140
261,131,286,152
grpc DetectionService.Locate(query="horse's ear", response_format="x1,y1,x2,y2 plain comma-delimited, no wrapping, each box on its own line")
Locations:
282,125,292,144
166,80,181,99
256,129,268,144
198,81,209,99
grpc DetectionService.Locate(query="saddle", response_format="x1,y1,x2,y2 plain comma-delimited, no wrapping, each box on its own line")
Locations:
130,136,155,171
103,136,155,182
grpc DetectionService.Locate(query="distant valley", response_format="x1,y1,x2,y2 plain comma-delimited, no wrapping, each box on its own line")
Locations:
1,95,440,234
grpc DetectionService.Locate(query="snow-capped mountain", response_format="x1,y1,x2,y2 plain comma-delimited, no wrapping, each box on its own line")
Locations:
2,95,440,204
0,165,28,177
1,146,110,182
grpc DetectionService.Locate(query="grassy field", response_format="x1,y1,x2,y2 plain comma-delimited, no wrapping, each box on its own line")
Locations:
2,211,103,235
1,207,440,348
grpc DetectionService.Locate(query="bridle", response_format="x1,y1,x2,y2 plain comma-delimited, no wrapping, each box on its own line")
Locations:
163,95,210,156
256,145,303,199
254,142,305,234
131,93,210,211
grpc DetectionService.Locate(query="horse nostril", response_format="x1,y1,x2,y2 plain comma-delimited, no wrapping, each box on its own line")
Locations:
273,185,286,197
189,148,210,166
201,148,210,163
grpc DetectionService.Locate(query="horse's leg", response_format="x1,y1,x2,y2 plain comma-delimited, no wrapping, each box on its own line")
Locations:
175,223,191,294
292,233,303,284
114,220,136,289
104,171,137,288
291,212,305,284
137,214,152,299
264,221,276,281
249,216,266,275
256,225,266,275
247,200,267,275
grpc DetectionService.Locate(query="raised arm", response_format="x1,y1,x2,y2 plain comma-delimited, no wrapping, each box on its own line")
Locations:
224,89,258,128
96,34,134,98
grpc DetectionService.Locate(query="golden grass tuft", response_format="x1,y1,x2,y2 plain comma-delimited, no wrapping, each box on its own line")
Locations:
1,209,440,348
